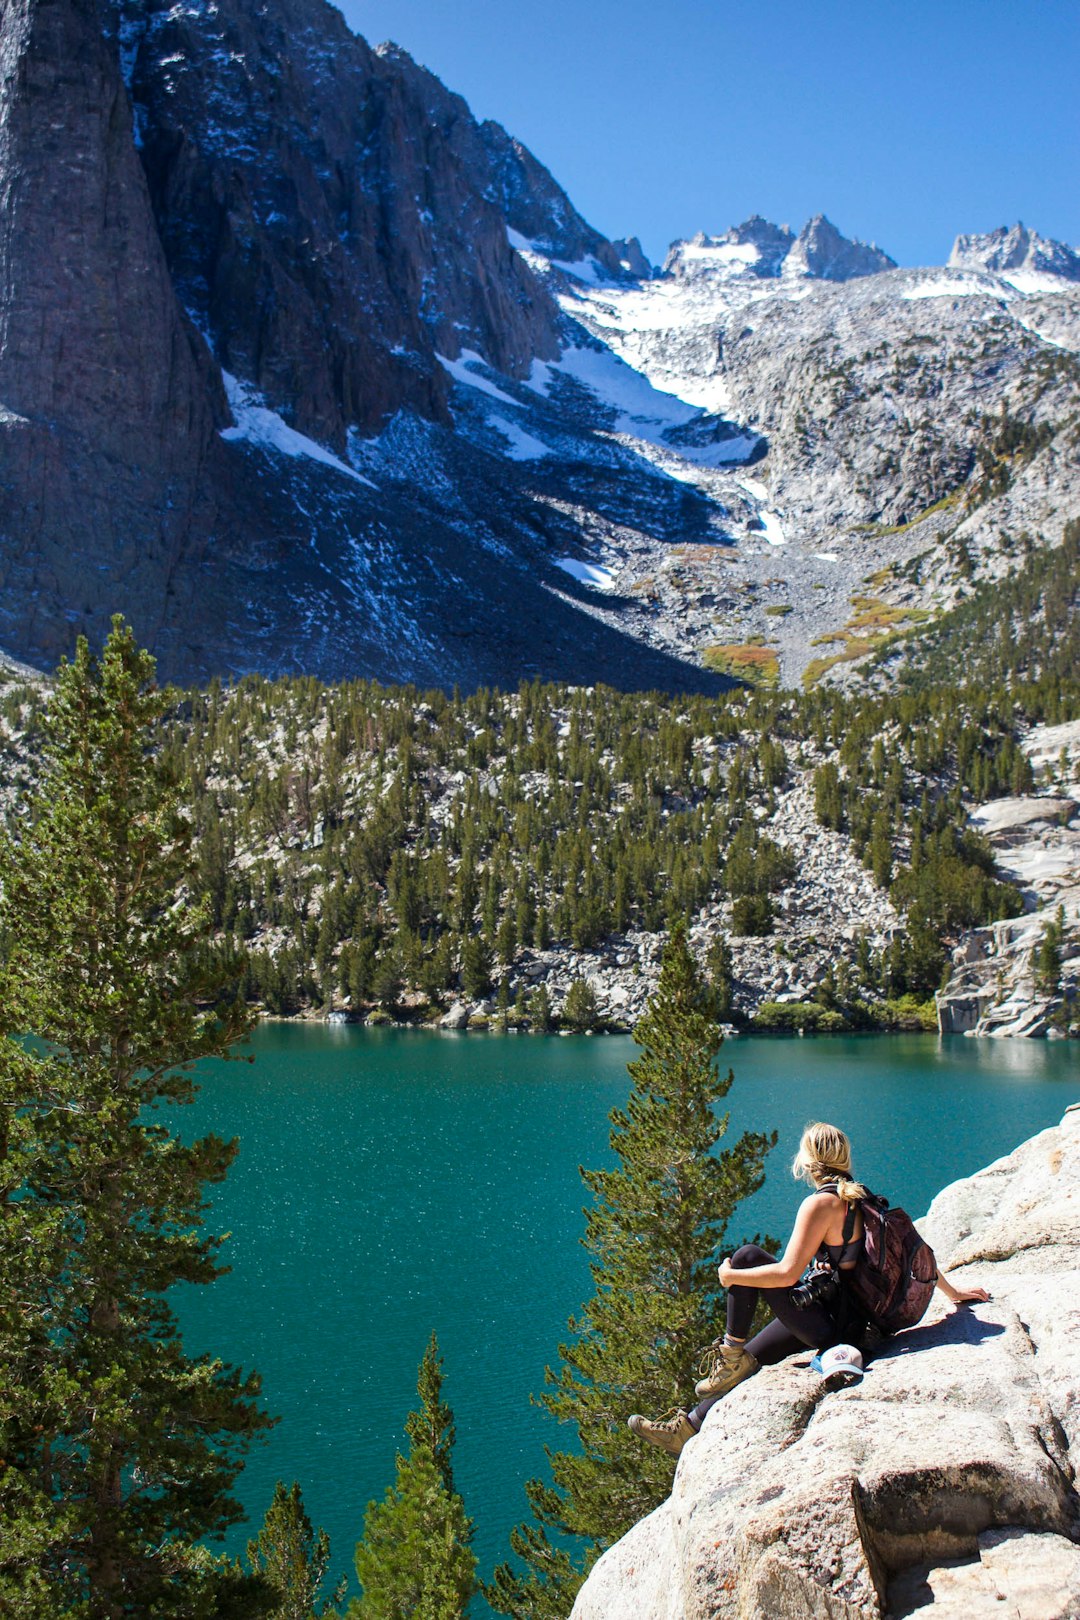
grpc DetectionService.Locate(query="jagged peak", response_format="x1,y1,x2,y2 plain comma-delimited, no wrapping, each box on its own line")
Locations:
949,222,1080,282
784,213,896,281
664,212,894,283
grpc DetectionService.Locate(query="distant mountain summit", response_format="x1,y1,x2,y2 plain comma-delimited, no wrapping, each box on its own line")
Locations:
784,213,897,281
664,214,895,283
949,222,1080,282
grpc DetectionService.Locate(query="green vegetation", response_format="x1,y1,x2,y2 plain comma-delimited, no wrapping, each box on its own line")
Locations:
969,411,1058,505
0,621,271,1616
563,976,600,1031
849,490,961,538
751,1000,847,1033
883,516,1080,697
347,1334,476,1619
248,1484,345,1618
749,993,937,1034
486,930,775,1617
3,531,1078,1036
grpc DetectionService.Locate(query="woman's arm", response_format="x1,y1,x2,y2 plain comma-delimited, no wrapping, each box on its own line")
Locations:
935,1268,990,1306
717,1195,834,1291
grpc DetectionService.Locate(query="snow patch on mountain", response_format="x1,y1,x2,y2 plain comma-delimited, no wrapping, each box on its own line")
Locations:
221,372,377,487
554,557,617,590
437,350,522,407
758,509,787,546
488,415,551,461
902,278,987,301
527,344,697,430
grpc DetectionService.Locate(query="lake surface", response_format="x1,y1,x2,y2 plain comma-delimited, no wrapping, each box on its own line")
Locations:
178,1026,1079,1601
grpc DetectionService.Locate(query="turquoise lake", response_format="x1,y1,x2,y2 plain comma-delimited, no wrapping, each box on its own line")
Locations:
178,1026,1079,1601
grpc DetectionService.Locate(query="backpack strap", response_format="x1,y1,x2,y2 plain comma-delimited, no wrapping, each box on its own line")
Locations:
841,1199,857,1244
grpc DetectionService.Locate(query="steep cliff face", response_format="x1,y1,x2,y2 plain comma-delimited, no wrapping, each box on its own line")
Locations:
571,1105,1080,1620
0,0,731,690
784,212,896,281
938,719,1080,1038
106,0,574,446
0,0,229,666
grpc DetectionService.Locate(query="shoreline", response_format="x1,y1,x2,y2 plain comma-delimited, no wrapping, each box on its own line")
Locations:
253,1010,952,1039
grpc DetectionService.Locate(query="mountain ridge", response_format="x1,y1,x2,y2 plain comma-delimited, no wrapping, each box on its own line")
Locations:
0,0,1077,692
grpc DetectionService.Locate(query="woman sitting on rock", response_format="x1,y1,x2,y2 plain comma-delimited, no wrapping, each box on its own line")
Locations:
628,1120,988,1456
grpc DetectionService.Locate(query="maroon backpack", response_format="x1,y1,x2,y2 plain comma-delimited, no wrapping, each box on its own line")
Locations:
844,1190,938,1335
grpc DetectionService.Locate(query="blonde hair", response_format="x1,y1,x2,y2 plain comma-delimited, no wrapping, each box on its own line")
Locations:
792,1122,866,1204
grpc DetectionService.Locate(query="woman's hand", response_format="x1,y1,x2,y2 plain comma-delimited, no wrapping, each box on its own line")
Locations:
717,1257,736,1288
953,1284,990,1305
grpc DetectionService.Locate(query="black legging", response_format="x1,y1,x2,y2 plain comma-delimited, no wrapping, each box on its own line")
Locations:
688,1243,841,1429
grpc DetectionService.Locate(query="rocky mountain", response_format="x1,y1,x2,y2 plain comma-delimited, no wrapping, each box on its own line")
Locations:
571,1103,1080,1620
950,222,1080,283
554,227,1080,687
1,0,717,690
0,0,1077,692
662,213,895,285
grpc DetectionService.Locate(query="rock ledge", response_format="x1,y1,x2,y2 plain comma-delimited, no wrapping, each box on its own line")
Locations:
571,1105,1080,1619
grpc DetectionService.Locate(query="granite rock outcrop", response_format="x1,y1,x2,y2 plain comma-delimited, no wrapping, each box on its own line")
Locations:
570,1104,1080,1620
937,720,1080,1038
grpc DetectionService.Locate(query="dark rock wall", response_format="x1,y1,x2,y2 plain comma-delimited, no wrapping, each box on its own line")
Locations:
0,0,227,666
109,0,571,445
1,0,690,685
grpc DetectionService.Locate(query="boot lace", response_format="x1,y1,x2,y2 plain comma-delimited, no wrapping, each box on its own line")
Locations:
653,1406,688,1433
696,1338,728,1380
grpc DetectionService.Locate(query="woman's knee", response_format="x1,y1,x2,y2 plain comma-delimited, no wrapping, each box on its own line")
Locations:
729,1243,774,1270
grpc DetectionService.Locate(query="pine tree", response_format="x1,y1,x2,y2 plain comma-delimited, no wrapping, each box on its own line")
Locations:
348,1335,476,1620
1034,905,1067,997
528,983,553,1032
562,976,599,1031
487,927,775,1618
704,934,734,1019
247,1483,345,1619
404,1333,458,1493
0,620,273,1618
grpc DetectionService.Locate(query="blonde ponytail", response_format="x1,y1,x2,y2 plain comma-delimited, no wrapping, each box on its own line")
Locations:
792,1122,866,1202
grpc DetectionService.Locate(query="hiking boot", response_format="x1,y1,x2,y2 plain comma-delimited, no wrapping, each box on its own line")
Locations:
626,1409,696,1456
693,1341,759,1399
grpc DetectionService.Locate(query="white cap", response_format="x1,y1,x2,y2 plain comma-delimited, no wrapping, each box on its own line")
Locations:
810,1344,865,1381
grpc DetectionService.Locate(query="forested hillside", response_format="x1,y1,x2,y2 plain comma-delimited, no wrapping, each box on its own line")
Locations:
0,522,1075,1034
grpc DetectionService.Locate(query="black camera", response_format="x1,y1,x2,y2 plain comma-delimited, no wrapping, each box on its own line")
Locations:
791,1264,839,1311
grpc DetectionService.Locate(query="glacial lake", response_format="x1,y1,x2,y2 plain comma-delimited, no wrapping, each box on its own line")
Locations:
178,1025,1079,1601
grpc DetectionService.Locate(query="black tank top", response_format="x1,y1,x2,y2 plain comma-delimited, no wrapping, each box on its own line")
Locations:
816,1185,863,1269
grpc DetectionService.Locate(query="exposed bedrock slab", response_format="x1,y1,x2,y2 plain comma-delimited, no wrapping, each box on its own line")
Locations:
570,1104,1080,1620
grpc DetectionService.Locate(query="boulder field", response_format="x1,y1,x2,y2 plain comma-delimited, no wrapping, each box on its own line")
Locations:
570,1103,1080,1619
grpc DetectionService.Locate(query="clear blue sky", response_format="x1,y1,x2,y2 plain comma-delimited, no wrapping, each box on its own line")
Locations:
341,0,1079,268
